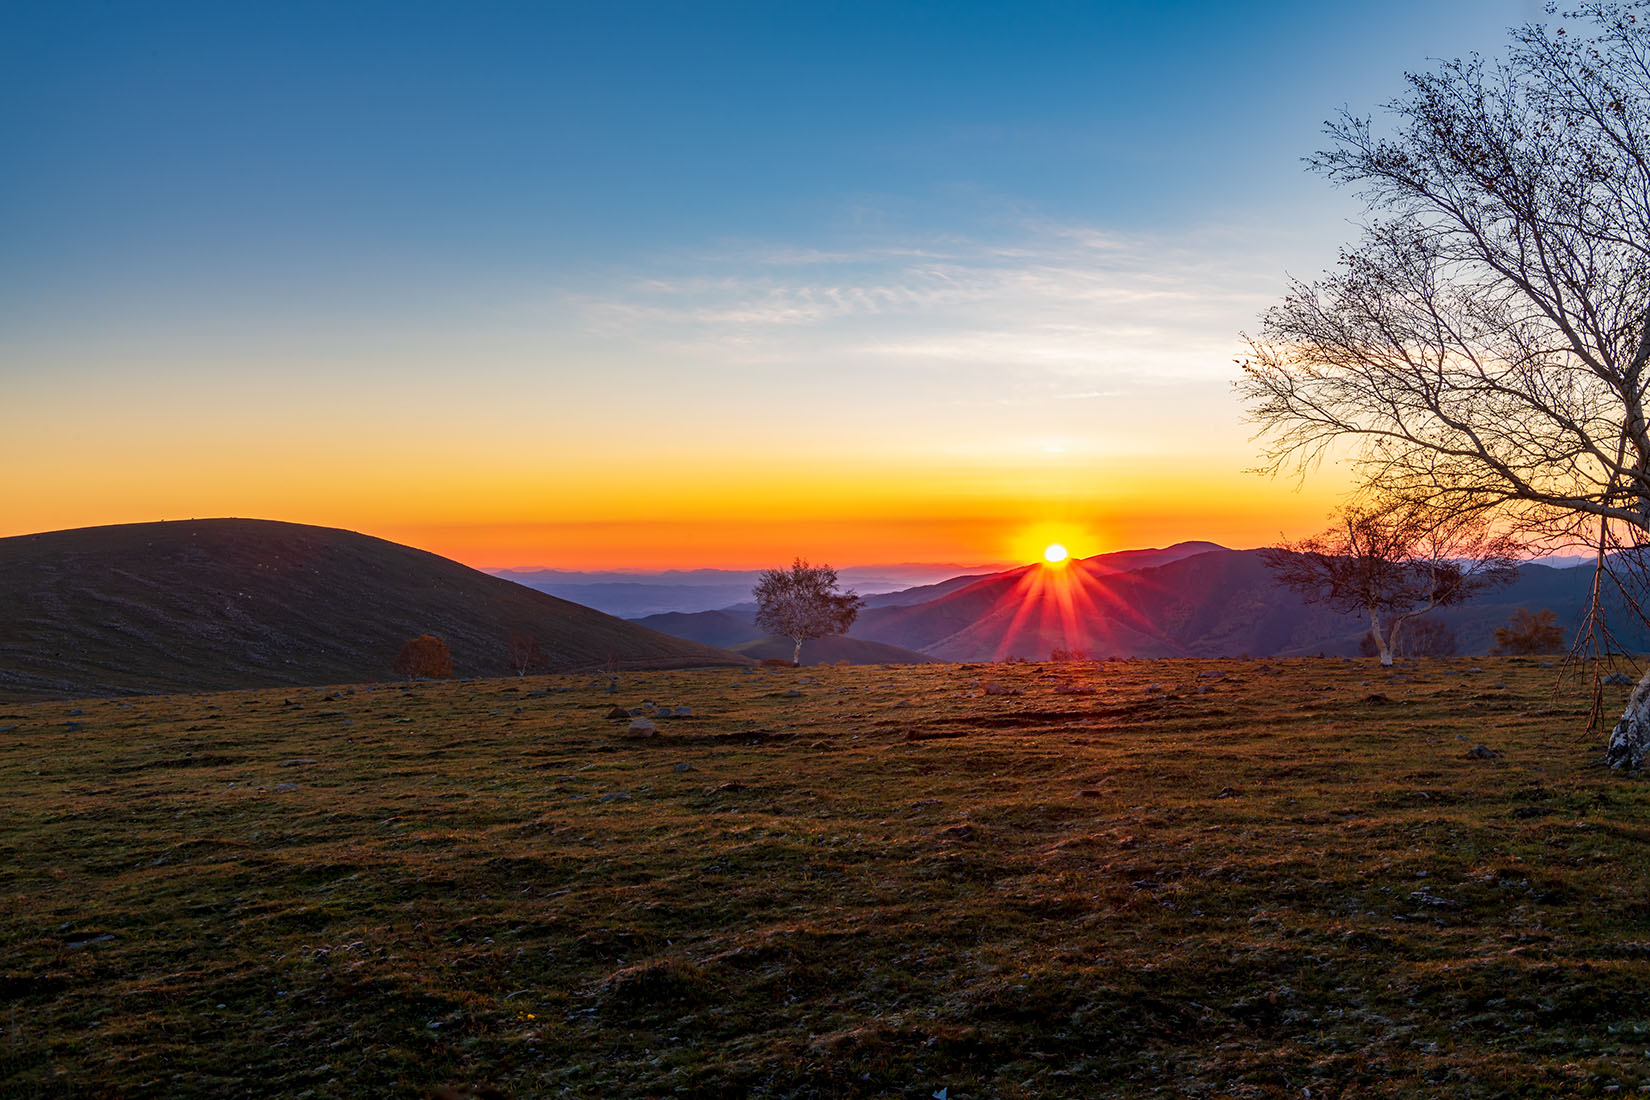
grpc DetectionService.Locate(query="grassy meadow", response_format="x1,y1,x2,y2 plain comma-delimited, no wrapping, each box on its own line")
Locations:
2,656,1648,1098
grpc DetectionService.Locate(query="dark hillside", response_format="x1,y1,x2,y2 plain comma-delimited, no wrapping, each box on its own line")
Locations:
630,609,763,648
0,519,744,700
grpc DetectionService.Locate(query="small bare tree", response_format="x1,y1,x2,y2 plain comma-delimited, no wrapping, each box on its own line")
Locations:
507,631,547,677
753,558,864,665
1263,503,1518,665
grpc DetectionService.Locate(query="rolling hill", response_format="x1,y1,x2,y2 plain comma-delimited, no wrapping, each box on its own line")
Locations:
0,519,746,700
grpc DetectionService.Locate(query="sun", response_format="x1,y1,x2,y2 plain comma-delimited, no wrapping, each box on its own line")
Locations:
1043,543,1069,564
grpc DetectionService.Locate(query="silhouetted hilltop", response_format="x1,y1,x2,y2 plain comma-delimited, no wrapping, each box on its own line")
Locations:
0,519,745,700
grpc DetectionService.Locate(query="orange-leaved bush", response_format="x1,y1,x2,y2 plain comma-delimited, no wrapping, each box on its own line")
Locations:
393,634,452,679
1492,609,1565,656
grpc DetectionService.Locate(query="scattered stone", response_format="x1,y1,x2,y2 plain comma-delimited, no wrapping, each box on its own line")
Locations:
891,698,912,708
672,762,695,773
602,706,630,720
715,782,746,793
1609,673,1650,769
279,758,318,767
1197,670,1223,679
783,690,804,698
626,717,657,738
1604,672,1636,687
1216,786,1239,798
1409,888,1462,910
273,783,301,792
982,681,1014,696
1077,789,1103,799
911,799,942,809
940,823,976,841
1465,743,1500,760
64,722,84,731
66,708,84,716
1363,693,1391,704
599,791,633,803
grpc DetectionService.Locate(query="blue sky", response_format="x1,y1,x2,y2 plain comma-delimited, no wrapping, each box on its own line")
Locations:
1,0,1545,566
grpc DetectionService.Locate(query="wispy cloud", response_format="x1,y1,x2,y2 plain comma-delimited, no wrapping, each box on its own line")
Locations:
567,219,1283,388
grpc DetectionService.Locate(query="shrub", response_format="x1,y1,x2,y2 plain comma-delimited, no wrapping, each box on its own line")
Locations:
1492,609,1565,655
393,634,452,679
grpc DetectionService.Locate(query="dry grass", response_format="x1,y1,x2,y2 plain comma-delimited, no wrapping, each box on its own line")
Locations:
2,656,1647,1098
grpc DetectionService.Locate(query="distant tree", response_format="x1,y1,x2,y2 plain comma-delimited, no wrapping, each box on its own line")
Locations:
393,634,452,680
753,558,864,665
1493,609,1566,656
1264,502,1518,666
507,631,547,677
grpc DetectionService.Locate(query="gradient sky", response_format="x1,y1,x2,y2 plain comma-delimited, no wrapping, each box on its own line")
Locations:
2,0,1543,568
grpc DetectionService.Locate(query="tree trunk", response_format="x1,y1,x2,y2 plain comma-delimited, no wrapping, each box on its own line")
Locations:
1369,607,1393,666
792,638,803,665
1607,669,1650,771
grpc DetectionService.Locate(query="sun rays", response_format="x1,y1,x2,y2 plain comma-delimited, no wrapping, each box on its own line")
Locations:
987,554,1178,662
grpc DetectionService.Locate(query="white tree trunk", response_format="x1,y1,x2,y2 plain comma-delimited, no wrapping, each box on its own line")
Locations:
792,638,803,665
1369,607,1393,666
1607,669,1650,771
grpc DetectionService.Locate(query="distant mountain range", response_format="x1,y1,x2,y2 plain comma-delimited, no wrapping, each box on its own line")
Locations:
491,562,1009,618
0,520,744,700
634,543,1635,663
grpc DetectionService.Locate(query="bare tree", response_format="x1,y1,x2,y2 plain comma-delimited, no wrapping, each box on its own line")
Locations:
1240,4,1650,540
1236,2,1650,764
1264,503,1518,665
753,558,864,665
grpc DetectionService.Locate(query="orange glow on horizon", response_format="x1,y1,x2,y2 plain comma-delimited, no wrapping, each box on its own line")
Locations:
1,433,1349,570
